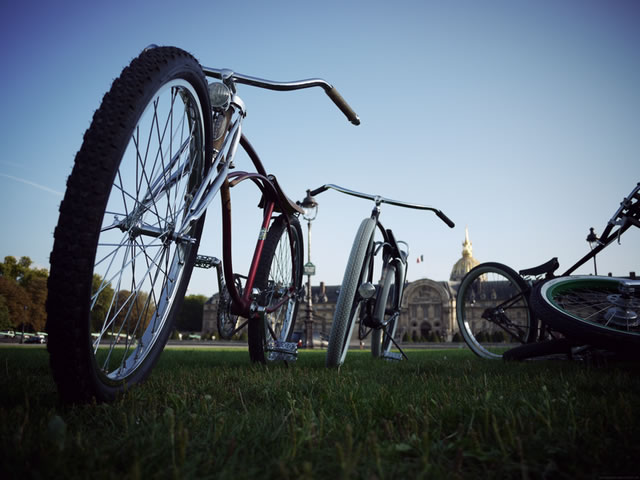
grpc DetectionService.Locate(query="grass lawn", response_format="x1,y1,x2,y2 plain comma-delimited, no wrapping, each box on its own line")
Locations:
1,345,639,479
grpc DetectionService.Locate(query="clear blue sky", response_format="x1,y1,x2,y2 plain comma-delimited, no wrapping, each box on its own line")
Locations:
1,0,639,297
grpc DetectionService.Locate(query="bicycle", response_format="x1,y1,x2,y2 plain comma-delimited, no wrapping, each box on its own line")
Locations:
45,45,359,403
306,184,455,367
456,182,640,360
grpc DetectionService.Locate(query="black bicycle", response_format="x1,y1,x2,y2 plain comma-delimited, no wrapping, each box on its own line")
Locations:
456,183,640,359
307,185,454,367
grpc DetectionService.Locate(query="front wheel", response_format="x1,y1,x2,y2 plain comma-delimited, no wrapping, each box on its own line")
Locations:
456,263,536,359
326,218,376,367
530,276,640,353
46,47,212,403
248,215,304,363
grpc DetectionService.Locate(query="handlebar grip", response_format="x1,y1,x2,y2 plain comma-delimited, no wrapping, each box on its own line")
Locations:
327,87,360,125
436,210,455,228
309,185,329,197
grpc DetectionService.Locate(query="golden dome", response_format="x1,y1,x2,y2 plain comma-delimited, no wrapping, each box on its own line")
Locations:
450,227,479,282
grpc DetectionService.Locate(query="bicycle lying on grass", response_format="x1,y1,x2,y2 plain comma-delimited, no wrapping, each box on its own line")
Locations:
456,182,640,360
46,46,359,403
306,185,455,367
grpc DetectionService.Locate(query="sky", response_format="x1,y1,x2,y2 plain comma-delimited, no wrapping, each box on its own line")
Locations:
1,0,639,298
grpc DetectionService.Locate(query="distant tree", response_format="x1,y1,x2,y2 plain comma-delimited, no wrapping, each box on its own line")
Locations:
90,274,115,332
22,275,47,332
0,295,11,330
0,256,47,284
0,276,31,330
113,290,155,337
0,256,49,332
0,256,29,280
175,295,207,332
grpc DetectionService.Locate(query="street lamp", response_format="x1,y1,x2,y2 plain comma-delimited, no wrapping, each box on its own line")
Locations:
586,227,599,275
300,189,318,349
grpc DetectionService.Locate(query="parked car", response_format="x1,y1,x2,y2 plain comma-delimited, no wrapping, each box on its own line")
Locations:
24,335,46,344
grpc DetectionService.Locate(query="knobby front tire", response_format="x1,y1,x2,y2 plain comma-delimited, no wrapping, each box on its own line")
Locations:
456,263,536,359
326,218,376,367
248,215,304,363
531,276,640,353
46,46,213,403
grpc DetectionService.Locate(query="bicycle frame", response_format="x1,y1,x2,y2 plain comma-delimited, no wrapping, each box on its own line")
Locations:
222,143,298,318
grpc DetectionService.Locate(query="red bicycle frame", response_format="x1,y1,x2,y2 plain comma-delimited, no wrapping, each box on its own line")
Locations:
219,134,301,318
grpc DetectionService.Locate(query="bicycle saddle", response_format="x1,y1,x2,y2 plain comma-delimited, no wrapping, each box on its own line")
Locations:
519,257,559,277
258,174,305,216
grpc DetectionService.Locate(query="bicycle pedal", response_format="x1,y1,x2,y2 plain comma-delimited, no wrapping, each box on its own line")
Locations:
195,255,221,269
266,341,298,362
382,351,403,361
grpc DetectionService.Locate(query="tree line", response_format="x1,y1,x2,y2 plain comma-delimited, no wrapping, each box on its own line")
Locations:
0,256,208,334
0,256,47,332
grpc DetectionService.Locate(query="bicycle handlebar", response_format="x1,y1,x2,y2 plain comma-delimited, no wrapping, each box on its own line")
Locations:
202,67,360,125
309,184,455,228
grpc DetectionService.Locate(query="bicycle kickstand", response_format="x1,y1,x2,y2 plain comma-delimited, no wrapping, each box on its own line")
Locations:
255,306,299,363
381,328,409,361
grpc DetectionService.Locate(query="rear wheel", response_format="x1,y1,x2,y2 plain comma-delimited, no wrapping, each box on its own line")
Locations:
371,260,402,358
456,263,536,359
248,215,304,363
531,276,640,353
217,275,243,340
46,47,212,403
326,218,376,367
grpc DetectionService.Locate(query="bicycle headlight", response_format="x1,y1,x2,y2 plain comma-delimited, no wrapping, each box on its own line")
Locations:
208,82,231,111
358,282,376,299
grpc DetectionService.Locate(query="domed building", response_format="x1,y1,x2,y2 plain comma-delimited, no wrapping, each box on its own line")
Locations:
395,227,480,342
450,227,479,282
